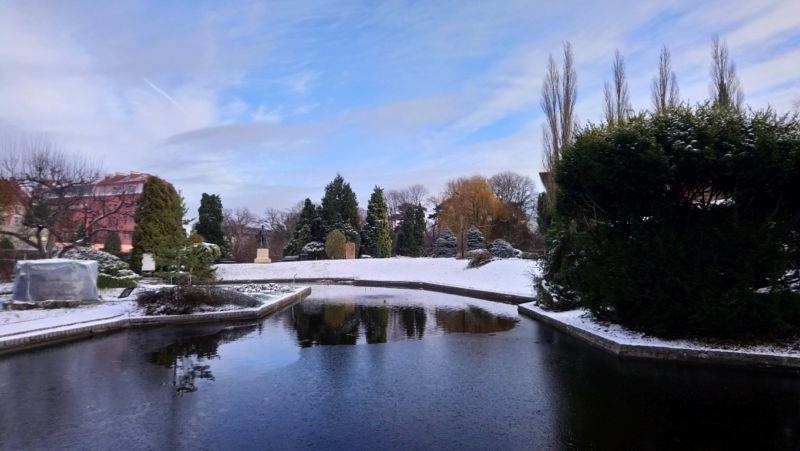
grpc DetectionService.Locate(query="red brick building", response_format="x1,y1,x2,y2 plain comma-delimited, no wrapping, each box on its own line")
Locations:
68,172,153,252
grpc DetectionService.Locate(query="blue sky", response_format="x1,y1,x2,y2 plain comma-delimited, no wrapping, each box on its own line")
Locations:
1,0,799,213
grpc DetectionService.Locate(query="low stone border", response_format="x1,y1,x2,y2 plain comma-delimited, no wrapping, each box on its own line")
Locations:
217,278,535,305
0,287,311,356
518,302,800,372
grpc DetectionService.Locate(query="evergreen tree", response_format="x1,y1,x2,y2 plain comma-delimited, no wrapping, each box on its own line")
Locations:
395,203,426,257
103,232,122,254
433,228,457,258
320,174,360,254
284,198,324,256
466,226,486,251
196,193,225,248
320,174,360,232
361,186,392,257
131,176,186,272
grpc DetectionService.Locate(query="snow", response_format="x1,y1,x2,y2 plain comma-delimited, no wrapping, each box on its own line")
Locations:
520,302,800,357
215,257,539,297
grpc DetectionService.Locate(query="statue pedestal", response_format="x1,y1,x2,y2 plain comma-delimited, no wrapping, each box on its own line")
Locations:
254,248,271,264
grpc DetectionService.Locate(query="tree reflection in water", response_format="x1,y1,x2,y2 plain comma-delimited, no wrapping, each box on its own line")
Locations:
290,300,516,347
148,324,257,392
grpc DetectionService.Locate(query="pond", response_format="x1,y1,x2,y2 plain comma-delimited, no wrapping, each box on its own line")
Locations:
0,285,798,449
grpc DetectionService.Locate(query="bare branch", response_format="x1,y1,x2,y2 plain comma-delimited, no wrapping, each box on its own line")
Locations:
710,35,744,109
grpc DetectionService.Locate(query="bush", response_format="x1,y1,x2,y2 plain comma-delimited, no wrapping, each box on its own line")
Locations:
98,271,139,289
136,286,260,315
489,239,517,258
433,228,457,258
103,233,122,254
468,249,493,268
300,241,326,260
325,229,347,259
546,105,800,337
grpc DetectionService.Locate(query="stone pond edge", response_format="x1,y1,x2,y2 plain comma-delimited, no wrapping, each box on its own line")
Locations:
0,286,312,356
518,302,800,372
216,277,536,305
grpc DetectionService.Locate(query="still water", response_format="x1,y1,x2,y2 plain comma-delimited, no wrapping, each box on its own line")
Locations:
0,285,798,449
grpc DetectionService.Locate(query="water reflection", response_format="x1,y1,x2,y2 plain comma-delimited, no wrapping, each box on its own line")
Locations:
148,324,257,392
290,300,516,347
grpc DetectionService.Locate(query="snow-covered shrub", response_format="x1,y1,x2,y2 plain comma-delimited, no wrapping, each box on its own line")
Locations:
467,249,493,268
62,246,140,288
432,228,457,258
466,226,486,251
137,286,259,315
489,239,517,258
300,241,326,260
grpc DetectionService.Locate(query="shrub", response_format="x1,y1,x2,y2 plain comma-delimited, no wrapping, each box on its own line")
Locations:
103,233,122,254
433,228,457,258
468,249,493,268
325,229,348,259
489,239,517,258
466,226,486,251
136,286,260,315
546,105,800,337
300,241,326,260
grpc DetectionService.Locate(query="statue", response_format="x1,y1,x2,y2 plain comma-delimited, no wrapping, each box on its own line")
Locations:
254,225,271,263
257,225,269,248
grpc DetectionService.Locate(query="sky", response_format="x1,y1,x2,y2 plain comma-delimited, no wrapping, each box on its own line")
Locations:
1,0,799,214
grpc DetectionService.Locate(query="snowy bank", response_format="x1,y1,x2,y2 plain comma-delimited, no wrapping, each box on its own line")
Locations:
216,257,538,298
0,286,310,355
518,302,800,371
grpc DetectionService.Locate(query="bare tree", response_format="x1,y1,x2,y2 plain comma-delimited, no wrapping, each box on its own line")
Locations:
710,35,743,109
651,45,680,112
386,184,428,228
489,171,537,216
604,50,631,126
0,134,135,257
222,207,258,262
262,204,301,260
541,41,577,185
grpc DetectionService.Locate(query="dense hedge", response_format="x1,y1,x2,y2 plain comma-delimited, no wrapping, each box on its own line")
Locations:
543,105,800,337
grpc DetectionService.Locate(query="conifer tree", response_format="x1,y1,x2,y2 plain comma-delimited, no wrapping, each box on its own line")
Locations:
395,203,426,257
131,176,186,272
361,186,392,257
196,193,225,248
320,174,360,252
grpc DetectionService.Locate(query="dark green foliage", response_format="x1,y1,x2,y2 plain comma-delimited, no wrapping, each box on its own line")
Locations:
545,105,800,337
131,176,186,272
103,232,121,254
320,174,360,233
284,198,325,256
196,193,225,253
98,273,138,289
395,203,426,257
361,186,392,257
0,237,13,250
136,286,259,315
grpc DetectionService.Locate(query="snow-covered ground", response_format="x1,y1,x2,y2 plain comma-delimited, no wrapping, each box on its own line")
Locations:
216,257,539,297
520,302,800,357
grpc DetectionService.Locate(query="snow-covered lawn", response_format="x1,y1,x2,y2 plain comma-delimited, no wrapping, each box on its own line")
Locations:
216,257,539,297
